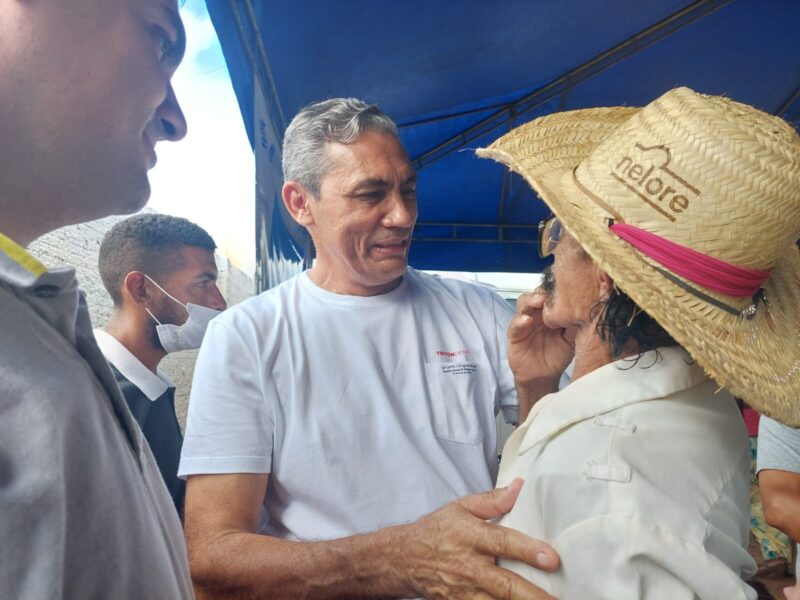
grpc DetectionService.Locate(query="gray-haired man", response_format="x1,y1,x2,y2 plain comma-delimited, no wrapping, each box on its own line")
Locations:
181,98,566,599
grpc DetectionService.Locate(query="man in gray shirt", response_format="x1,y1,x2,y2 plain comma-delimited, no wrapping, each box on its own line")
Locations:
0,0,193,597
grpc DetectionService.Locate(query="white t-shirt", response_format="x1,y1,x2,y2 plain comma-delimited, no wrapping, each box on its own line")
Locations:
179,268,517,540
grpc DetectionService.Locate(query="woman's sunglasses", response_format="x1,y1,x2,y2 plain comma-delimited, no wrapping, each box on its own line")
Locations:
538,215,563,258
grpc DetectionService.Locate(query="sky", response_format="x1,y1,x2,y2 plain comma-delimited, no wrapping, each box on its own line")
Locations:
148,0,256,274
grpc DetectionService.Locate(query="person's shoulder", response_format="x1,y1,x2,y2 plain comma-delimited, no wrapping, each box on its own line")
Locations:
760,413,800,441
213,273,303,328
408,268,504,305
623,363,745,447
405,270,513,329
1,301,99,426
0,287,68,373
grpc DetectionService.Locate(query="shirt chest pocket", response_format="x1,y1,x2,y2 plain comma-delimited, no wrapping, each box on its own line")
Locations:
425,360,488,444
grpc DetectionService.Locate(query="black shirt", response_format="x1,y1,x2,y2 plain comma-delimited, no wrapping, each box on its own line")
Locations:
110,365,186,518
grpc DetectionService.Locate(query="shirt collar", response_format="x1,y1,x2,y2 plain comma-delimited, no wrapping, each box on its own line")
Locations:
0,232,48,288
516,346,709,454
93,329,173,401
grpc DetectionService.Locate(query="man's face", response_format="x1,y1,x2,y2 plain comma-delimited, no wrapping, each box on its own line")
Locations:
304,131,418,295
0,0,187,222
541,232,604,329
150,246,227,328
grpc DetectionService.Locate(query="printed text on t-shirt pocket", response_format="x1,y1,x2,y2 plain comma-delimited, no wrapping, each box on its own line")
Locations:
425,359,485,444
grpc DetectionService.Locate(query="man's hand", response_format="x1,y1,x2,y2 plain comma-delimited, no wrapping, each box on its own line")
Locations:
401,478,559,599
508,291,574,386
187,474,557,599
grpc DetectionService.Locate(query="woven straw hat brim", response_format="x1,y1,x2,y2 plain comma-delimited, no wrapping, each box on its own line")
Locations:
478,107,800,426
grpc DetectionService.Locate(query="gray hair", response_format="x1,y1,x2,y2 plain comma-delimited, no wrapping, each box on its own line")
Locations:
282,98,399,196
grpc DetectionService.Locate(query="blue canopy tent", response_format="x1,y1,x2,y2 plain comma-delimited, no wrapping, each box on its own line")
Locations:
206,0,800,290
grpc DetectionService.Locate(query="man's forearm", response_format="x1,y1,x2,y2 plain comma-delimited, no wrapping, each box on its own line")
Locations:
191,523,419,600
759,470,800,543
762,492,800,542
515,377,559,423
188,481,559,600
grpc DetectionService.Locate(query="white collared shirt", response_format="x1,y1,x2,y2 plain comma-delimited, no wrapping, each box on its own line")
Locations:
94,329,172,401
497,346,756,599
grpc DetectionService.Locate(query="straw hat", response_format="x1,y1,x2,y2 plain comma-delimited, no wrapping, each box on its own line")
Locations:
478,87,800,425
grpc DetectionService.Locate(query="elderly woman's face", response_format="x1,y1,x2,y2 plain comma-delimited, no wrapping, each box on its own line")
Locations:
541,230,606,330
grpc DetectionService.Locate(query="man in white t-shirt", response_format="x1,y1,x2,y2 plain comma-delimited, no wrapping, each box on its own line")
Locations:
180,98,568,599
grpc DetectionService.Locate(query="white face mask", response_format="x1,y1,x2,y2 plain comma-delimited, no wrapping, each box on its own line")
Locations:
143,275,222,353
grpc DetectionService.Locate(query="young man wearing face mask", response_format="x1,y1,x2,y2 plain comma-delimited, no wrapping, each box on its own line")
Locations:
96,214,226,516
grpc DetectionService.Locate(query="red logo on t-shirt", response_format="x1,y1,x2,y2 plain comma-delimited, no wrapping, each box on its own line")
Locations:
435,349,470,358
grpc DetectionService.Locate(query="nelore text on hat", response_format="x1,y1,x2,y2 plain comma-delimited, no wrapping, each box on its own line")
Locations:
611,143,700,222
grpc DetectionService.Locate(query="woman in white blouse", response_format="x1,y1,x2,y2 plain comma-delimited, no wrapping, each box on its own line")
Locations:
478,86,800,598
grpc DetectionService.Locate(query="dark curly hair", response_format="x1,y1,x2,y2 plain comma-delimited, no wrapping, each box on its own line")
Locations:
592,286,678,361
99,214,216,307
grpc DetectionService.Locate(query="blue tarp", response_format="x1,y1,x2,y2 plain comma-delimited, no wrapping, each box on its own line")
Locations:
206,0,800,279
